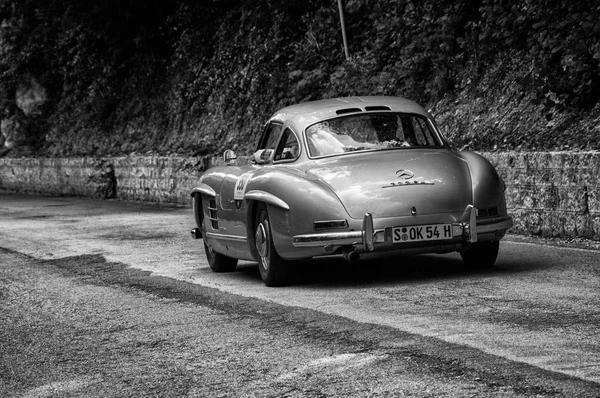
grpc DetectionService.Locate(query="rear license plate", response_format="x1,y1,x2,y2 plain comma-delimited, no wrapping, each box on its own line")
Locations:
392,224,452,243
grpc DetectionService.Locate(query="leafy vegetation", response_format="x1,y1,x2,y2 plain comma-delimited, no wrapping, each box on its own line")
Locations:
0,0,598,157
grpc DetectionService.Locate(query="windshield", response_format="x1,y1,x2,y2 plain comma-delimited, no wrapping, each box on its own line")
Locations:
305,113,444,157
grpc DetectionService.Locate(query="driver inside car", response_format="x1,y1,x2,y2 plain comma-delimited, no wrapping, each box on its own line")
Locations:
372,115,418,147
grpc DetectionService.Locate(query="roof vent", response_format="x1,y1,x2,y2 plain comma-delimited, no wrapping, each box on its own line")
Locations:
365,106,392,111
336,108,362,115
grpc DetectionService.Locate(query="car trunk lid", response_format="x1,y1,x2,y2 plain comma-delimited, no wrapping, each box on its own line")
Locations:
305,149,472,219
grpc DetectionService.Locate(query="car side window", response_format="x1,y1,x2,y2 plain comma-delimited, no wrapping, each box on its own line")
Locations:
274,128,300,161
257,122,284,151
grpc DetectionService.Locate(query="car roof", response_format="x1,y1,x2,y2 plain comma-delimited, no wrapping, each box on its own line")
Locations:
268,96,430,132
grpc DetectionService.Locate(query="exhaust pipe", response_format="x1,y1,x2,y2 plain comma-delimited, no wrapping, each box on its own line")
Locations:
342,247,360,263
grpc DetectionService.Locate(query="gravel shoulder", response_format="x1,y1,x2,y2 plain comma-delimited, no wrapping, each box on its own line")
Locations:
1,248,598,397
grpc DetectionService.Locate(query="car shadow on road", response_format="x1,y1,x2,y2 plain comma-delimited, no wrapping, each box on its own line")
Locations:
295,254,501,287
233,251,530,288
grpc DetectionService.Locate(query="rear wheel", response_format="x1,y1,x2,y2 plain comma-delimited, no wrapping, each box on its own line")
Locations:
255,203,291,287
460,241,499,268
204,241,238,272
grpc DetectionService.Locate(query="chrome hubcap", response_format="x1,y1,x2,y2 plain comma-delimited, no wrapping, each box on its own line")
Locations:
255,223,268,257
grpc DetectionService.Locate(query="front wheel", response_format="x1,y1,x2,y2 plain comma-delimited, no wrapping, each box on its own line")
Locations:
460,241,499,268
204,241,238,272
254,203,291,287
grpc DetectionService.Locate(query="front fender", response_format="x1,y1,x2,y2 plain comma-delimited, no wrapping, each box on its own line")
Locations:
191,183,216,199
190,174,224,232
190,183,216,233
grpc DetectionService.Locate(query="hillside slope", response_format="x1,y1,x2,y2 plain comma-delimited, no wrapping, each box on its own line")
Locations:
0,0,598,157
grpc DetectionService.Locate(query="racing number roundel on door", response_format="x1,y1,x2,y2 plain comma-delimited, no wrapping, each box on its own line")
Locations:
234,172,252,201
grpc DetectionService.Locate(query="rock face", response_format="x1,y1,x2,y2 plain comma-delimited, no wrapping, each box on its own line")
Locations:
1,77,47,153
0,152,598,240
16,78,47,116
0,113,26,149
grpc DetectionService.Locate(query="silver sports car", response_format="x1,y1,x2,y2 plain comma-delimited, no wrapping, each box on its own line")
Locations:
191,97,513,286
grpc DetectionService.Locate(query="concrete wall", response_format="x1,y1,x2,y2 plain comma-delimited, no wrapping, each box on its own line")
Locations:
1,152,599,240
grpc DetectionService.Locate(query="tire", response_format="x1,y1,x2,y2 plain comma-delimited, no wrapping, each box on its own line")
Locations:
254,203,291,287
460,241,499,269
204,240,238,272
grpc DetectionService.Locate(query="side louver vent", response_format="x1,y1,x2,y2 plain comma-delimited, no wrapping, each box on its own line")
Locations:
208,199,218,229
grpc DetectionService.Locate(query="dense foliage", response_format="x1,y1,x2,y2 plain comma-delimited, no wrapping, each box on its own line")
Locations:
0,0,598,157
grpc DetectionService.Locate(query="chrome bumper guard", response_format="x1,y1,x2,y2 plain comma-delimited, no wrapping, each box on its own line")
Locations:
291,205,513,251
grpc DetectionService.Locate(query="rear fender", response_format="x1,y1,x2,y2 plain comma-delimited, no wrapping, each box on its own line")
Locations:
244,168,348,260
459,152,508,216
245,192,290,262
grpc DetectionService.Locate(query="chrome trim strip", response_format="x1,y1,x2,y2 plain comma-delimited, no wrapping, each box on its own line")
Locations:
191,183,216,198
292,231,364,247
205,232,247,243
244,190,290,210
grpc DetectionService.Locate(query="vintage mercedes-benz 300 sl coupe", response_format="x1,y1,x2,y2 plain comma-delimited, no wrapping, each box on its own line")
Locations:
190,96,513,286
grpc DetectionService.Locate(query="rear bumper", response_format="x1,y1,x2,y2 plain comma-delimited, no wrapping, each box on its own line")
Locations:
475,216,514,235
292,205,513,252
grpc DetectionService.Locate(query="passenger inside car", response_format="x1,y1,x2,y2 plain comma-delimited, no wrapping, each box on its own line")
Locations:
371,115,399,142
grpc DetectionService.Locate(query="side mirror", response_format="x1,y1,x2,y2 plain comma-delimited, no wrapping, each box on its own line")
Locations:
223,149,237,165
253,149,274,165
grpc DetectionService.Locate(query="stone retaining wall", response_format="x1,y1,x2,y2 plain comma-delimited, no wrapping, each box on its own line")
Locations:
0,156,211,205
488,152,600,239
1,152,599,240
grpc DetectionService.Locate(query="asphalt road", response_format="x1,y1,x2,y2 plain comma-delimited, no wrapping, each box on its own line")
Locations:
1,191,599,396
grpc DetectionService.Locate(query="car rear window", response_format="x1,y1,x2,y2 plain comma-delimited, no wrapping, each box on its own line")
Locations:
305,113,444,157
